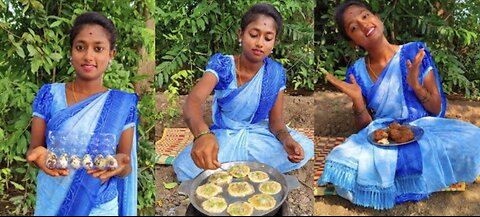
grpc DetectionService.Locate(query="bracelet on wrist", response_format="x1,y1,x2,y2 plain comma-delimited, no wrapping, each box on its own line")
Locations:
419,89,431,104
193,130,215,142
352,105,367,117
275,128,289,139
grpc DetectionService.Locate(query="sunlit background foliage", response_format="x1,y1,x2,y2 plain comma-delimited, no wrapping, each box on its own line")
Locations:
315,0,480,99
0,0,156,215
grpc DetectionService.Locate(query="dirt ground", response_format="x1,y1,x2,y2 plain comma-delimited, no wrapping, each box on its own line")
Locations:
155,91,480,216
155,93,315,140
314,91,480,216
155,93,315,216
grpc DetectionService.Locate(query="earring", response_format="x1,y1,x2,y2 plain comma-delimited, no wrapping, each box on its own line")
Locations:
355,45,360,52
238,40,242,47
69,57,72,65
108,60,112,68
271,49,274,54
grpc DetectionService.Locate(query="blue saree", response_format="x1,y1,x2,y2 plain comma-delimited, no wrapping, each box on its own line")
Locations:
173,53,315,181
318,42,480,209
32,83,138,216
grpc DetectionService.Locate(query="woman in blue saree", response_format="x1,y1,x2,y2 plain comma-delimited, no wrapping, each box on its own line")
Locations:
26,12,138,215
318,0,480,210
173,3,314,181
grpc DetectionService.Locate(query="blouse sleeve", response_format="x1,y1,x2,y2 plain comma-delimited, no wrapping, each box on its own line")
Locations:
205,53,234,90
418,42,435,82
32,84,53,122
122,94,139,132
279,64,287,91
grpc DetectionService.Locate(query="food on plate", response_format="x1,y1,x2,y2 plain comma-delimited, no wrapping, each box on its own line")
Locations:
388,122,402,130
208,171,233,185
201,196,228,214
373,129,388,141
227,181,255,197
227,202,254,216
196,183,223,199
373,122,416,144
392,126,414,143
228,165,250,178
258,181,281,195
248,193,277,211
248,171,269,183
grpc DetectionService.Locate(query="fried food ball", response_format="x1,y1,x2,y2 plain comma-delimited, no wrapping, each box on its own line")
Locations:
388,122,402,130
398,126,410,132
389,129,402,142
373,129,389,141
395,128,415,143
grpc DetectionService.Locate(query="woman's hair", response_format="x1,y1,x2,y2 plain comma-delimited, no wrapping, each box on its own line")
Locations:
240,3,283,36
335,0,374,40
69,12,118,50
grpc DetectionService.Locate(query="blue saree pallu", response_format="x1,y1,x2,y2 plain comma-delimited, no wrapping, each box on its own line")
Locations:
318,42,480,209
173,54,315,181
32,83,138,216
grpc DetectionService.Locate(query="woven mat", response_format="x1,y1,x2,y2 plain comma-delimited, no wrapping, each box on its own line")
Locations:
155,127,314,165
313,136,476,196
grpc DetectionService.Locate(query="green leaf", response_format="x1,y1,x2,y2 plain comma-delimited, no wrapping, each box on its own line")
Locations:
10,181,25,191
26,44,37,56
131,75,148,82
16,47,26,58
15,167,26,174
30,0,44,10
50,53,62,62
50,20,62,28
13,156,26,162
163,182,177,189
0,127,4,140
31,58,41,73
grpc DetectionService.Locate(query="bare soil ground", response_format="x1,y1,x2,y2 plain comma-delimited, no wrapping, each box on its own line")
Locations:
155,93,315,216
314,91,480,216
155,91,480,216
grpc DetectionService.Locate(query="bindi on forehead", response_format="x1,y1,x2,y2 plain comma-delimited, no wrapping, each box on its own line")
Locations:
89,32,93,35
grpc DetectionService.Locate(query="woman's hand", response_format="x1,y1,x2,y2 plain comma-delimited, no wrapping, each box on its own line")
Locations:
26,146,69,177
406,48,425,91
191,133,221,170
326,73,363,102
87,153,131,183
282,138,304,163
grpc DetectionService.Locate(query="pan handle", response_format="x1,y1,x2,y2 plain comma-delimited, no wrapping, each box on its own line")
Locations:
283,174,300,192
178,180,193,196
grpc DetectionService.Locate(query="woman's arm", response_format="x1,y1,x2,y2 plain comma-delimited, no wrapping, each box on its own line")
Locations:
351,96,373,130
326,73,372,131
184,73,221,170
268,91,288,138
411,70,442,115
269,91,304,163
407,48,442,115
184,73,217,136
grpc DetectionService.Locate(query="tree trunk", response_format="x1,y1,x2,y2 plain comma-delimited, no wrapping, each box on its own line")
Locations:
134,5,155,95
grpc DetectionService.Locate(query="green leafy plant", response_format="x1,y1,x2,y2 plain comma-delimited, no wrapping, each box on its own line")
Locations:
0,0,156,215
156,0,315,95
315,0,480,99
